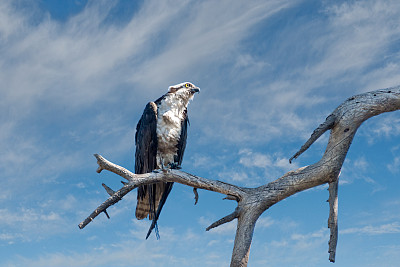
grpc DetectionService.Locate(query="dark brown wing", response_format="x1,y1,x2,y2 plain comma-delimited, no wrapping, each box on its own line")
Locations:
135,102,158,220
175,108,188,165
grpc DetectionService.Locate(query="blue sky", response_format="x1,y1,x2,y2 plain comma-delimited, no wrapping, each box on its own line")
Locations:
1,0,400,266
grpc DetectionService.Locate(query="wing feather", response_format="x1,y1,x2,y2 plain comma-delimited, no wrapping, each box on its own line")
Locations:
135,102,158,220
175,109,188,165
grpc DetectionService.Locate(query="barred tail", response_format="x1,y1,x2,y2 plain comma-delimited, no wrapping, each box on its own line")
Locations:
136,182,172,221
135,194,150,220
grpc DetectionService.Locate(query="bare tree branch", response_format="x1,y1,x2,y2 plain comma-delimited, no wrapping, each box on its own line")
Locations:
79,86,400,266
78,182,136,229
289,113,336,163
328,178,339,263
206,207,240,231
102,183,115,196
80,155,247,230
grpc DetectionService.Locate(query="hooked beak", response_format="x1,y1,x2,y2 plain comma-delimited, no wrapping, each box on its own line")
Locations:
191,87,200,93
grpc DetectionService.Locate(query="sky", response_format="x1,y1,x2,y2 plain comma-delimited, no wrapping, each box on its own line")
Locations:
1,0,400,266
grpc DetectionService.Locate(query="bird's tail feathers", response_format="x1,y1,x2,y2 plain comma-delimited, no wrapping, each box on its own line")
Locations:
145,182,174,239
135,193,150,220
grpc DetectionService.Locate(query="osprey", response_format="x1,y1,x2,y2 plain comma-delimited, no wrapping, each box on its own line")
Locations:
135,82,200,239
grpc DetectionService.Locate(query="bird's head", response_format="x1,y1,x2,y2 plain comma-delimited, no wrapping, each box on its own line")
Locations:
168,82,200,101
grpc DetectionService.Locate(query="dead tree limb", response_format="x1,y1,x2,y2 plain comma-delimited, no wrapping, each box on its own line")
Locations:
328,178,339,262
79,86,400,267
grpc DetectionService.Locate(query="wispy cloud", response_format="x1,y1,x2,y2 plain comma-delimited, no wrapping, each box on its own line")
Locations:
251,228,329,266
10,218,231,267
340,157,380,188
0,0,297,189
191,0,400,148
238,149,299,180
239,149,273,169
388,157,400,173
308,0,400,89
341,222,400,235
0,207,68,243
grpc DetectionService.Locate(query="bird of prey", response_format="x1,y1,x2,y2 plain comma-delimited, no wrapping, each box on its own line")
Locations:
135,82,200,239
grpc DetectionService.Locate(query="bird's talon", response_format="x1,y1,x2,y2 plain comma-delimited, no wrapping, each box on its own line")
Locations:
168,163,181,169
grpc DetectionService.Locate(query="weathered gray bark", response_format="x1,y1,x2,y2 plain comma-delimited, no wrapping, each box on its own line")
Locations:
79,86,400,266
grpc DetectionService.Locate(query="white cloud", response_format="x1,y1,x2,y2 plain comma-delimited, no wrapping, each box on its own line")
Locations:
239,149,272,169
358,114,400,171
388,157,400,173
353,157,369,171
233,54,270,77
251,228,329,266
370,114,400,139
290,228,326,241
210,149,303,187
1,1,185,116
255,216,274,229
9,218,231,267
131,0,293,85
239,149,299,175
340,157,377,186
341,222,400,235
208,0,400,147
308,1,400,88
0,208,69,242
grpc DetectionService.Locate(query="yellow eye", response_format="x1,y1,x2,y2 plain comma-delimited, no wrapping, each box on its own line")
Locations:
185,83,190,88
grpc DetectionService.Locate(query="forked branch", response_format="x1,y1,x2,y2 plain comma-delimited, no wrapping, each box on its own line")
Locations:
79,154,246,230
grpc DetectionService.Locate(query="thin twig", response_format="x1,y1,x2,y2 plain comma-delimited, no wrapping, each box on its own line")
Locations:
102,183,115,196
193,188,199,205
78,183,136,229
289,114,336,163
206,208,240,231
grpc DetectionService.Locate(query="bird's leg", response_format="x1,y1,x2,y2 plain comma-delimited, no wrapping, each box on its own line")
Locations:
152,158,166,173
160,158,166,170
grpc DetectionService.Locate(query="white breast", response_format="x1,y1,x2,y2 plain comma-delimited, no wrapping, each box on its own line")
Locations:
156,94,188,168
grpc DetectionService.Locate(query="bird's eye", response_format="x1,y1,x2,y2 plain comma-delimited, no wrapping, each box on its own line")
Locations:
185,83,190,88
